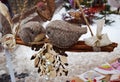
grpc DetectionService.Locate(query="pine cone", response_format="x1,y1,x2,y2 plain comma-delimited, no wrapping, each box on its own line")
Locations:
46,20,87,48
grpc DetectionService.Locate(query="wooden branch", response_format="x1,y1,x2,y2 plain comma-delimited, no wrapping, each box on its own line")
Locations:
65,41,117,52
16,37,118,52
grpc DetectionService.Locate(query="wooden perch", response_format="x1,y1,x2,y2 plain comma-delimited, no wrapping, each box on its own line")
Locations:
66,41,118,52
16,37,118,52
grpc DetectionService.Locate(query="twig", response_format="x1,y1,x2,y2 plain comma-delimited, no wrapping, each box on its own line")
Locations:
76,0,94,36
15,0,28,37
16,37,118,52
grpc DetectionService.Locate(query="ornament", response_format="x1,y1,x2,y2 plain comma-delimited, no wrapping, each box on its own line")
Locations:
46,20,87,48
31,43,68,79
18,21,45,44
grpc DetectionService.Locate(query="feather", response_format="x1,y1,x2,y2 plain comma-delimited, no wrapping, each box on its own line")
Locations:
34,57,40,67
84,19,112,47
0,1,12,26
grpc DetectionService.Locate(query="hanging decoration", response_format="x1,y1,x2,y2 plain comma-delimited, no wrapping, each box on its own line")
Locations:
31,43,68,80
0,34,16,50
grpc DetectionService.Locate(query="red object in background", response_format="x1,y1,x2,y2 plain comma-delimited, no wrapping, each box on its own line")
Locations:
89,5,105,13
110,79,120,82
36,2,46,10
93,79,97,82
71,79,75,82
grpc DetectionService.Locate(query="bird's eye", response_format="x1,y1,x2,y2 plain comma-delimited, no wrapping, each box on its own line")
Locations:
47,31,50,34
31,30,35,34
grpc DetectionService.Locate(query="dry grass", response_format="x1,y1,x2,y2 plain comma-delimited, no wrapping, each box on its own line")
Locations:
9,0,39,14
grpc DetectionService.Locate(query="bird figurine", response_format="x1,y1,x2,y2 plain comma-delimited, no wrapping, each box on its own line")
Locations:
46,20,87,48
18,21,46,45
108,0,120,13
0,1,12,27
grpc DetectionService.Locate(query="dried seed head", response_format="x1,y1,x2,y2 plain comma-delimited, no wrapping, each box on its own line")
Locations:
34,57,40,67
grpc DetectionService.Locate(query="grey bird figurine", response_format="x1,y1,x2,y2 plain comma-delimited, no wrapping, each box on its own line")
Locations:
18,21,45,44
46,20,87,48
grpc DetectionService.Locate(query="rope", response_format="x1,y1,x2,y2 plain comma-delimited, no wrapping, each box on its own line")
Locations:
75,0,94,36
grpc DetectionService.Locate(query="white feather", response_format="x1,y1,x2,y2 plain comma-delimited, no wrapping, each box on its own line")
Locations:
84,19,112,47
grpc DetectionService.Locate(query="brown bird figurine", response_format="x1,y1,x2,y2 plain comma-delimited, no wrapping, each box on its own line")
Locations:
46,20,87,48
18,21,45,44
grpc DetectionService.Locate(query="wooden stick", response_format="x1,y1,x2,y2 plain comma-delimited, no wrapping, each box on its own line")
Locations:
76,0,94,36
66,43,117,52
16,37,118,52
